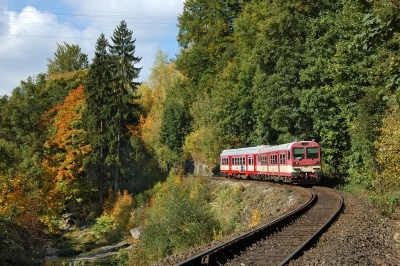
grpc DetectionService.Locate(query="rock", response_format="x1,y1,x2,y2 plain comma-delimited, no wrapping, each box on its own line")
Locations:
394,232,400,243
62,213,79,225
62,213,79,220
130,227,144,240
96,241,131,253
66,217,75,225
77,232,95,240
46,247,58,256
79,223,94,230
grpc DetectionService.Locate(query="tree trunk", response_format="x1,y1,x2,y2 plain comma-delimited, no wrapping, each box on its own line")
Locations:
114,92,122,193
99,119,104,211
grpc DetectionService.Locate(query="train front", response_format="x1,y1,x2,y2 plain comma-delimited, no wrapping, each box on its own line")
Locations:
289,141,322,184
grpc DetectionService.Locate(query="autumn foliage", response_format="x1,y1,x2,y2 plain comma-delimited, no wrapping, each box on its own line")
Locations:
375,103,400,193
40,85,90,231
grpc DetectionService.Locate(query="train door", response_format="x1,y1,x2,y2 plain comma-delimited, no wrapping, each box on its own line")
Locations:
253,154,257,172
277,153,280,174
279,152,287,176
229,156,232,175
247,155,254,174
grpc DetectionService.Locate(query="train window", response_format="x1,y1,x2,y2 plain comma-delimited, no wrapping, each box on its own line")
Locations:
221,158,228,165
288,151,290,160
280,154,286,164
248,156,254,165
270,155,277,165
307,147,319,159
293,148,305,159
232,157,246,165
260,155,267,165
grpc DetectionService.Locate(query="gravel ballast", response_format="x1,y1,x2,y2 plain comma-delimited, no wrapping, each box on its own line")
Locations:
290,190,400,265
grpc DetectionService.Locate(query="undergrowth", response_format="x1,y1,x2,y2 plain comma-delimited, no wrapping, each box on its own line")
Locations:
337,181,400,219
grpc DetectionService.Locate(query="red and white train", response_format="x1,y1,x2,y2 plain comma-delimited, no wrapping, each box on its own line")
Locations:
220,141,322,184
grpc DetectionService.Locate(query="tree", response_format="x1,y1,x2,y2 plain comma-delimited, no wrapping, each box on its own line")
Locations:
139,50,183,157
109,20,142,192
177,0,245,86
0,139,19,176
84,33,114,210
160,101,191,165
47,42,89,79
375,101,400,193
41,85,90,229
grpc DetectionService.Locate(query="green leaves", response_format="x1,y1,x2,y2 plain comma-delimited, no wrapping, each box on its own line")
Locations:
141,173,218,262
160,101,191,155
47,42,88,78
109,20,141,94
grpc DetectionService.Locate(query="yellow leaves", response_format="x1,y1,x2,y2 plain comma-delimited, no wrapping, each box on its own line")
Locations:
175,175,182,185
248,209,262,228
375,102,400,192
100,189,134,232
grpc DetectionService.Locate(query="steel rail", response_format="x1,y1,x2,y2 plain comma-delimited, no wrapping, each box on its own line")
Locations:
278,188,344,265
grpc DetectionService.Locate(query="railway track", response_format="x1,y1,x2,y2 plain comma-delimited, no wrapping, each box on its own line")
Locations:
176,186,343,266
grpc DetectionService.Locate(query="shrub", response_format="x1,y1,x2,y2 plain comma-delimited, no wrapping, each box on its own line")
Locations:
92,189,135,243
92,215,115,239
210,184,244,234
139,171,220,263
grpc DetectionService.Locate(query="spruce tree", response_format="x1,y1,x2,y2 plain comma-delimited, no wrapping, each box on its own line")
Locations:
109,20,141,192
84,33,114,209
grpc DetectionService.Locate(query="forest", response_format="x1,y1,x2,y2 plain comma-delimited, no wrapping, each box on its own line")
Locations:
0,0,399,265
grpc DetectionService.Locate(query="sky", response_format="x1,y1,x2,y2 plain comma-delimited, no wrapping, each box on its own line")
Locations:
0,0,185,96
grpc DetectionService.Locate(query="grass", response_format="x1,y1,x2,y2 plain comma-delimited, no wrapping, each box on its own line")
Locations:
336,181,400,219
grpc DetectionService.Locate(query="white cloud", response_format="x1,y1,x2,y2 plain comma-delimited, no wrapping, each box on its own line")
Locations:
0,1,184,96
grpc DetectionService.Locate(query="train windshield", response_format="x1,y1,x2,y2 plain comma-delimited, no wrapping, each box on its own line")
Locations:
307,147,319,159
293,148,304,159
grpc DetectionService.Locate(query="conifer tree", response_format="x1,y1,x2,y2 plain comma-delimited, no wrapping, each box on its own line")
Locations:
109,20,141,192
84,33,114,209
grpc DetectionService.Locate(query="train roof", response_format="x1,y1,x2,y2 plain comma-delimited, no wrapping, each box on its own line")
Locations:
220,141,318,157
259,142,293,153
220,145,268,156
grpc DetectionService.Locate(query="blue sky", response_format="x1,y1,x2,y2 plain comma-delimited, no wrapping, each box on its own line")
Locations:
0,0,185,96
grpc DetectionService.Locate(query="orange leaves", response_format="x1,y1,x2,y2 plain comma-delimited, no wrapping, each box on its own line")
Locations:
0,175,24,214
39,85,90,230
0,175,44,235
42,85,88,184
99,189,134,232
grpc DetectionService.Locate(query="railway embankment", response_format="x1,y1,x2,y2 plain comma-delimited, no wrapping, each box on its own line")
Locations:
154,179,400,266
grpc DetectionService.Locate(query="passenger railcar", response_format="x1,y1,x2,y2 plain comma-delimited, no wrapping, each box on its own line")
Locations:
220,141,322,184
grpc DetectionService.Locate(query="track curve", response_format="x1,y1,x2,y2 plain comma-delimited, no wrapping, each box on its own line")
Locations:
176,186,343,266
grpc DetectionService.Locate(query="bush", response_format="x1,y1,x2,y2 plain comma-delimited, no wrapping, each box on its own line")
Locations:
210,184,244,234
139,171,220,263
368,193,399,218
92,189,135,243
92,215,115,239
